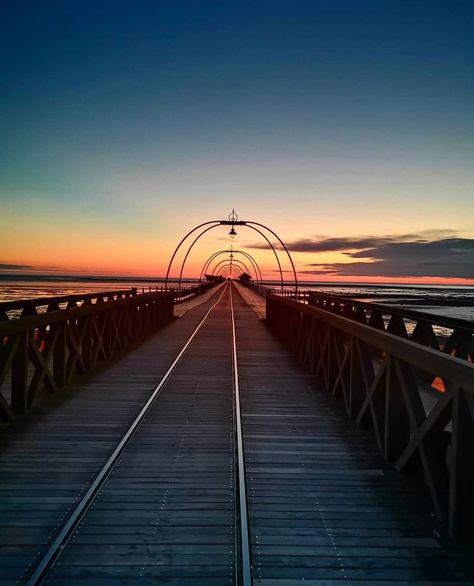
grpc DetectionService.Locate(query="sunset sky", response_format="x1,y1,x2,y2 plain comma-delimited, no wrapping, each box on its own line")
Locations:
1,1,473,283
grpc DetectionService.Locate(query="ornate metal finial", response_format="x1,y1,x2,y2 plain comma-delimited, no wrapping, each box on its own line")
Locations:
228,210,238,238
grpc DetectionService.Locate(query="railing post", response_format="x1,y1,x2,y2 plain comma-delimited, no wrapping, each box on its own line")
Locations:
81,316,93,371
449,387,474,542
11,330,28,414
53,323,67,388
384,357,410,461
348,339,365,419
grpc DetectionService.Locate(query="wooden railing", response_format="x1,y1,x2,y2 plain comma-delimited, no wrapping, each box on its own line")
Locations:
240,282,474,365
240,281,312,302
308,292,474,364
0,289,138,321
0,283,218,322
172,282,217,303
266,294,474,542
0,292,174,422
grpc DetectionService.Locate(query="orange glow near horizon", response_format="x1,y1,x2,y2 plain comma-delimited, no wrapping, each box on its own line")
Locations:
1,213,473,286
1,258,474,286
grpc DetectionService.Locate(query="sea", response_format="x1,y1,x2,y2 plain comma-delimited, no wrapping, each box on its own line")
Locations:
1,277,473,323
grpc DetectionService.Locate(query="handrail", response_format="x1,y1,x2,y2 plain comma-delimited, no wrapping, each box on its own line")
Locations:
308,291,474,333
266,294,474,542
308,292,474,363
0,291,175,421
240,283,474,363
0,284,211,322
172,282,217,304
0,289,137,321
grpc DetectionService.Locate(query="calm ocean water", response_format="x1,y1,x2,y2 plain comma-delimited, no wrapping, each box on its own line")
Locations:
0,279,188,302
1,278,473,322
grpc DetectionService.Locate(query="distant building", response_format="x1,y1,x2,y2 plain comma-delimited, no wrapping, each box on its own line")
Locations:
238,272,252,282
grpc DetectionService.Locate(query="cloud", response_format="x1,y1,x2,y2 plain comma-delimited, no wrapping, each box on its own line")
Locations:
247,230,474,279
303,237,474,279
247,230,458,253
0,263,34,270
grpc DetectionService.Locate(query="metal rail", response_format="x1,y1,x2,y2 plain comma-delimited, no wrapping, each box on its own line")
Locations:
24,282,253,584
230,283,253,586
25,285,229,585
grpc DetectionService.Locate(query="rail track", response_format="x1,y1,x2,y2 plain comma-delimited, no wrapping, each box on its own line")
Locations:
2,281,473,584
24,282,253,585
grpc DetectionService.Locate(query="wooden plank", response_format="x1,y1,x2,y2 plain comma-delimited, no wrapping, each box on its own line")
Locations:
232,287,474,584
0,290,232,584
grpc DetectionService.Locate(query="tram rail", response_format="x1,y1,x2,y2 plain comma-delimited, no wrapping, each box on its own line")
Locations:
24,282,253,586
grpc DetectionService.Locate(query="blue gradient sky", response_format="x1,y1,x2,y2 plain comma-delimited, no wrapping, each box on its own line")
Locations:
1,1,473,281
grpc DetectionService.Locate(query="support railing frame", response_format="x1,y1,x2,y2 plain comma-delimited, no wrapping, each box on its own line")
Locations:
266,294,474,542
0,292,175,422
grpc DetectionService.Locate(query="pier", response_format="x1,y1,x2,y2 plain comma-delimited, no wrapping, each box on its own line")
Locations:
0,279,473,585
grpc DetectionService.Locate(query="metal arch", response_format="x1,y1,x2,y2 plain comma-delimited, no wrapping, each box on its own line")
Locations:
217,264,243,276
200,251,226,279
244,224,284,294
247,221,298,293
217,264,243,278
216,267,242,279
231,250,263,283
212,260,248,279
177,225,269,292
212,259,250,276
213,264,249,281
211,258,252,277
172,223,283,290
165,221,220,290
200,250,263,284
165,214,289,293
200,251,237,282
234,250,263,283
177,224,220,292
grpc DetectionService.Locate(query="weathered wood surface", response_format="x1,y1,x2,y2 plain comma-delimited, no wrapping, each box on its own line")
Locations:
233,291,474,584
266,294,474,543
0,291,230,585
0,284,472,584
43,289,236,585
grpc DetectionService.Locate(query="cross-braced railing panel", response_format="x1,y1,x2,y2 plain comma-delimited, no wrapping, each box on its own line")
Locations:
241,283,474,366
172,282,217,303
266,294,474,542
0,292,174,422
0,289,138,322
308,292,474,364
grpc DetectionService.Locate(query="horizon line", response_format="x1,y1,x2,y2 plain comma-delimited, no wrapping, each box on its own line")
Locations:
1,272,474,289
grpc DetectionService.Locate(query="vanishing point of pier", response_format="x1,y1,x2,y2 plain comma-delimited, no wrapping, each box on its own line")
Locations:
0,214,473,585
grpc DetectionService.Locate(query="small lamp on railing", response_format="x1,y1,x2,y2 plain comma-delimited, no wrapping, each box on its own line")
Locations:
229,227,237,238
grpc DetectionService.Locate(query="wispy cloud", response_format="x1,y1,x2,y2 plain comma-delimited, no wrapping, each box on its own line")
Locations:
304,236,474,278
247,230,474,279
0,263,34,270
247,230,459,253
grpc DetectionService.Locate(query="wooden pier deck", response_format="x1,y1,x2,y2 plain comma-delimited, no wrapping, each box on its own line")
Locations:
0,284,473,585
